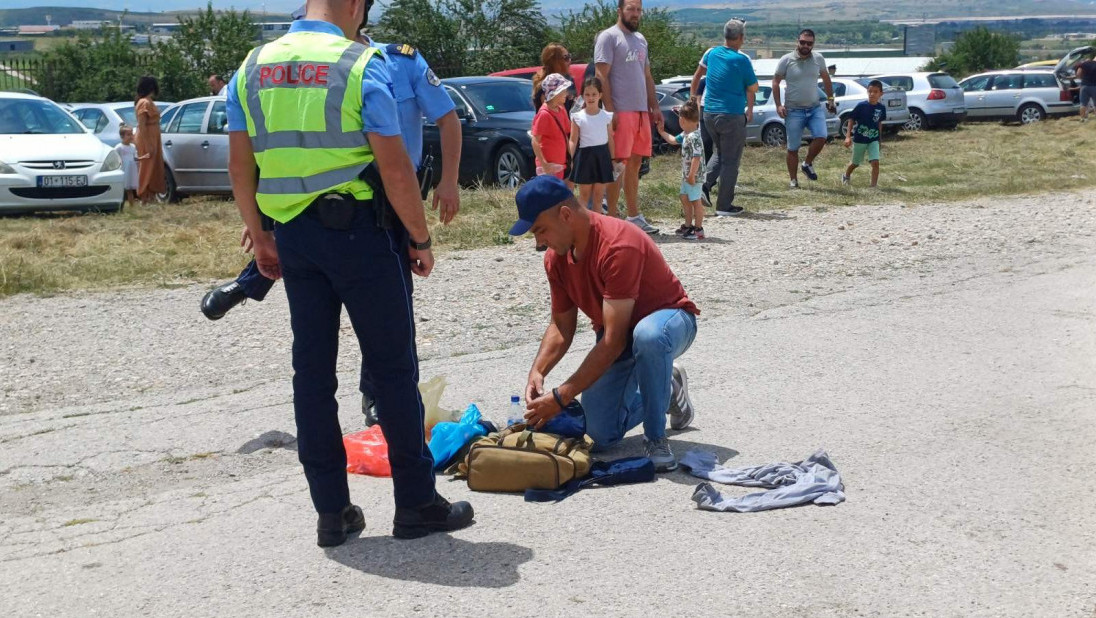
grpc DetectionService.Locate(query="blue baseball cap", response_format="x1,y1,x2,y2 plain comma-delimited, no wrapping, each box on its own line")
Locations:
510,175,574,236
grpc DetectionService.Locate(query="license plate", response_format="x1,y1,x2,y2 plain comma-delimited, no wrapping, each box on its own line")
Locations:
37,175,87,188
888,99,902,107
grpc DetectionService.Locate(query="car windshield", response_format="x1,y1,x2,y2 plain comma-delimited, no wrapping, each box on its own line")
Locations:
928,74,959,89
0,98,86,134
458,81,535,115
116,106,137,126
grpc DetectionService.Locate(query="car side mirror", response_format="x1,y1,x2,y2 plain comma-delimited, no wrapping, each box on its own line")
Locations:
459,108,474,122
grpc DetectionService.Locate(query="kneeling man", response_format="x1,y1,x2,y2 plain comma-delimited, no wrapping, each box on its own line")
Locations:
511,176,699,471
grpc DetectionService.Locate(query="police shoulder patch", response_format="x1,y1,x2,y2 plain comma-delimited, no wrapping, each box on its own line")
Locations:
386,43,417,58
425,69,441,87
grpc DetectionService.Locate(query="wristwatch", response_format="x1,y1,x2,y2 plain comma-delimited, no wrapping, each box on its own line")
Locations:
409,235,432,250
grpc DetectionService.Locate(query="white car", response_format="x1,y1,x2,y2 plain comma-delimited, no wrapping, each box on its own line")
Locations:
871,72,966,131
0,92,126,214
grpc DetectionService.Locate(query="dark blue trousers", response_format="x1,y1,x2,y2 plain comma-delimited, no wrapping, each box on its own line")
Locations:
274,205,436,514
236,259,380,402
236,259,276,301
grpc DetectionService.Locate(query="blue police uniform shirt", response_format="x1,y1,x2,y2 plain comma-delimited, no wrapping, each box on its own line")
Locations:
365,36,455,167
225,20,401,140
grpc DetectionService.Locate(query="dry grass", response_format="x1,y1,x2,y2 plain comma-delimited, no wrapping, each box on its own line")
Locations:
2,117,1094,297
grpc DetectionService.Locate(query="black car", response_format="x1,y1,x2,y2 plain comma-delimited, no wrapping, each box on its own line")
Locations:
422,76,537,188
652,84,688,151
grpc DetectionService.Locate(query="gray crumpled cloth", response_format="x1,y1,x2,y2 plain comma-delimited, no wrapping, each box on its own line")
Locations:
679,449,846,512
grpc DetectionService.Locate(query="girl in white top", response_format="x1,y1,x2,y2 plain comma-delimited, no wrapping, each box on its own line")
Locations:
113,125,139,209
568,77,615,211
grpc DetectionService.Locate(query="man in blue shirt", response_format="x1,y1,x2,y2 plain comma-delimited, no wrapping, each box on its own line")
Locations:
224,0,473,545
690,18,758,216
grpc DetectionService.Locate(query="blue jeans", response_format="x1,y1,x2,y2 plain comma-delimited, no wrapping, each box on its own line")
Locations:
784,105,828,151
275,205,435,514
580,309,697,451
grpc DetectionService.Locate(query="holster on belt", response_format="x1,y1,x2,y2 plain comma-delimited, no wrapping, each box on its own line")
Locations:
310,193,362,231
359,160,435,229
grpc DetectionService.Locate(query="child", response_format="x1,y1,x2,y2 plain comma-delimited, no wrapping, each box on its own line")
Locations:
568,77,615,213
842,79,887,188
530,73,572,185
657,99,705,240
114,125,139,209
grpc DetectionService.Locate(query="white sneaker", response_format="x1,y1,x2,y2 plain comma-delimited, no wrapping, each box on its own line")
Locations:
841,174,850,186
789,179,799,189
667,363,695,430
644,437,678,472
627,214,660,235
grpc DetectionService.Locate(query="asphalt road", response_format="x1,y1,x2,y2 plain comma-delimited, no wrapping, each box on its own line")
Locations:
1,202,1094,617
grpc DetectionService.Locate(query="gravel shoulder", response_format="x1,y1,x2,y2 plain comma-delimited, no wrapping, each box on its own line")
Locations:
2,190,1093,416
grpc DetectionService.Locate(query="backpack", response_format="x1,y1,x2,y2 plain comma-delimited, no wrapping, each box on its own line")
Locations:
457,424,593,493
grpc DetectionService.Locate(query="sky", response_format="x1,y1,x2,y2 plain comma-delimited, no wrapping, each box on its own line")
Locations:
4,2,305,12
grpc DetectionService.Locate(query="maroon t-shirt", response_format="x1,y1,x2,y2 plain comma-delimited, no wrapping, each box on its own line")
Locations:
545,212,699,332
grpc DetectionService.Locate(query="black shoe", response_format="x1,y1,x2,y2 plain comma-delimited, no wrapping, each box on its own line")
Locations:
715,205,744,217
701,184,712,208
317,504,366,547
393,494,474,540
200,281,247,320
362,392,378,427
801,162,818,181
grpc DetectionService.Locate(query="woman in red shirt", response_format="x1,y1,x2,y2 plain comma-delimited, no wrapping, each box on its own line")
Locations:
531,73,573,187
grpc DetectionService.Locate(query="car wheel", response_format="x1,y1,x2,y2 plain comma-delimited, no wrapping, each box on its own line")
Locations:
904,109,927,131
837,114,851,139
1018,104,1045,125
492,144,526,188
761,123,786,148
158,166,180,203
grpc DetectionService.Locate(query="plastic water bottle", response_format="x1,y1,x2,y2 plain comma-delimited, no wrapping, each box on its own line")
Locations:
507,395,524,427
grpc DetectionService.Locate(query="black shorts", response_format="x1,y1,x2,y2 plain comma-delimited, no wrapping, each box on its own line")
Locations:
570,144,614,185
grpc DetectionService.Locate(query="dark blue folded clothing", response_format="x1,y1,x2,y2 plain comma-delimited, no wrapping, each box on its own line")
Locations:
524,456,655,502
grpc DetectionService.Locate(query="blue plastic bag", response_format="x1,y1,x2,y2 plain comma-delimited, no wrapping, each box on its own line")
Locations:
428,403,489,471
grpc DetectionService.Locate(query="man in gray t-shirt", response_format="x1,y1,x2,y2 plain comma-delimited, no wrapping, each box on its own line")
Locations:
594,0,662,235
772,28,836,188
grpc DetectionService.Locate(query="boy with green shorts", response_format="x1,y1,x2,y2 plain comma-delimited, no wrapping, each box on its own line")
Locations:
842,79,886,188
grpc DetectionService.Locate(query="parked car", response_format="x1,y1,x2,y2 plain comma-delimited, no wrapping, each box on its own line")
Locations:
70,101,174,147
0,92,125,214
422,76,537,188
871,72,966,131
653,84,687,150
826,78,910,137
958,70,1077,124
156,96,231,202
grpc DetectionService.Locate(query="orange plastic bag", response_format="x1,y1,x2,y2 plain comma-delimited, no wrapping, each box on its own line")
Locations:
344,425,391,477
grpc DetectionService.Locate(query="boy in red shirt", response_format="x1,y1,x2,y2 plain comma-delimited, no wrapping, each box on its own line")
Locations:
531,73,572,183
510,175,700,471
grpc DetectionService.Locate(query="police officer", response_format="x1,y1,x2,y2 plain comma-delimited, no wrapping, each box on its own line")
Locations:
224,0,473,546
202,0,461,322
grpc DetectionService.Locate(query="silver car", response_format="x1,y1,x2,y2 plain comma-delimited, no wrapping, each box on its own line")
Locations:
871,72,966,131
70,101,174,147
959,70,1078,124
748,80,840,147
826,78,910,137
157,96,231,202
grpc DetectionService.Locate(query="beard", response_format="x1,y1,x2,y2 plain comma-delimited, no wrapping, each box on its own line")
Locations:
622,16,640,32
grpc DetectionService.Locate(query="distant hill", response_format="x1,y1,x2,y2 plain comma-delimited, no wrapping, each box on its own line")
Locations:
0,6,294,27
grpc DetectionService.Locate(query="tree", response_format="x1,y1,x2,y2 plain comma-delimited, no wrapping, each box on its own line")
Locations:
928,27,1021,78
37,27,146,102
556,0,704,81
374,0,548,77
150,2,257,100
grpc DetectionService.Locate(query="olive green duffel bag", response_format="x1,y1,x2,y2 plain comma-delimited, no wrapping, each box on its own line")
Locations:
456,424,594,492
